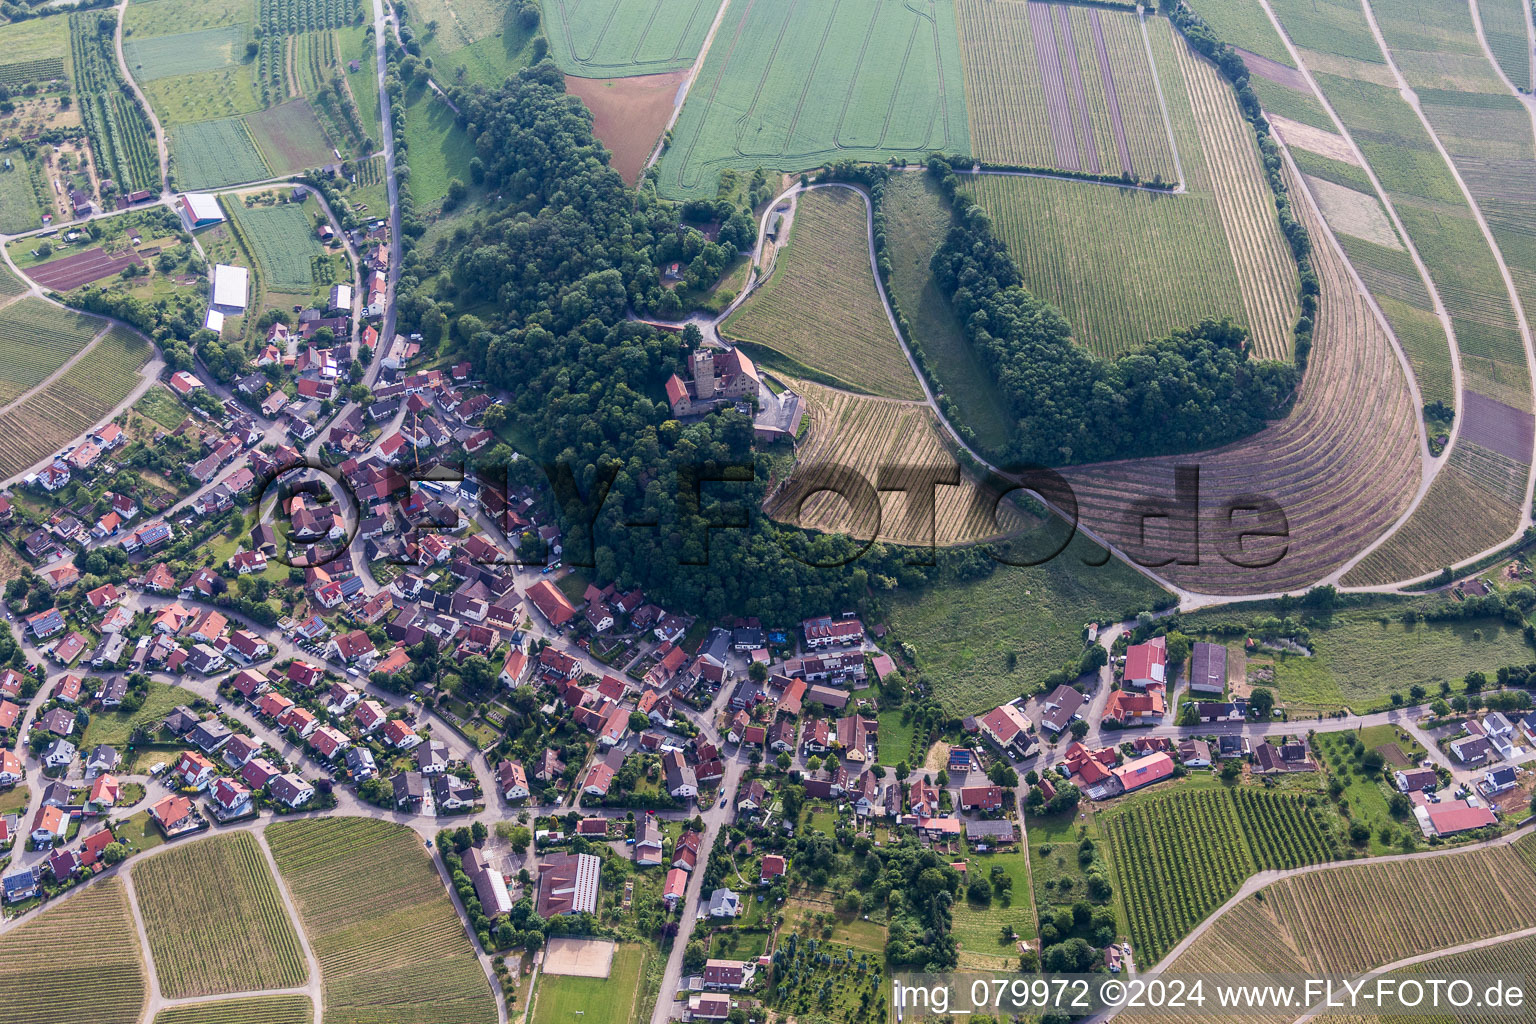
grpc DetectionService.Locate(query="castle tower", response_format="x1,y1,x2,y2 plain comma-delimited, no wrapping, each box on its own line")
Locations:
690,349,717,399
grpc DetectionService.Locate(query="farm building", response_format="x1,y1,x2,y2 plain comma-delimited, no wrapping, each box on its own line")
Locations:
177,193,224,229
210,264,249,314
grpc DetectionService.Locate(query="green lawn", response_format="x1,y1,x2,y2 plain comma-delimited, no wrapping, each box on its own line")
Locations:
0,161,42,235
400,78,474,214
134,386,190,429
781,894,887,953
531,943,646,1024
1313,725,1428,854
882,172,1013,453
1266,612,1532,712
875,707,918,768
951,846,1038,967
83,682,201,749
888,546,1169,715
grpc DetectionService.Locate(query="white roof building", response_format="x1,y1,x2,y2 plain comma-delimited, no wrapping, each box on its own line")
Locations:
211,264,249,313
204,309,224,333
177,193,224,228
330,284,353,311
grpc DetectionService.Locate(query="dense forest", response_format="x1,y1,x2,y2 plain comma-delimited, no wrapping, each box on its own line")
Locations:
927,156,1302,466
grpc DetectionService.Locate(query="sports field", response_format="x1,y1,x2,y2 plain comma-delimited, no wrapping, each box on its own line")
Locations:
232,200,324,292
0,879,146,1024
170,116,272,189
133,832,309,999
955,0,1178,183
723,187,920,399
654,0,969,200
267,817,496,1024
545,0,713,78
531,943,647,1024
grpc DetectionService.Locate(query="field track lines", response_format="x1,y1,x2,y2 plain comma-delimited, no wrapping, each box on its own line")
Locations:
1055,3,1101,174
672,0,756,190
1090,8,1135,177
867,19,921,149
1355,0,1536,561
1028,0,1080,170
122,863,164,1015
1139,9,1186,190
781,0,841,157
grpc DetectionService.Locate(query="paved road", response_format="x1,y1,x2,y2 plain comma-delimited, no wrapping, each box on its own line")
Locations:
369,0,404,377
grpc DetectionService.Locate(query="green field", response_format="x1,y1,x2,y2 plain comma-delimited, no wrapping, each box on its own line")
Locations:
1243,611,1532,711
955,0,1178,183
1313,724,1428,854
71,13,161,192
123,25,247,81
531,944,647,1024
0,324,154,481
134,832,309,999
128,0,258,37
400,78,475,212
247,99,337,176
543,0,711,77
1186,0,1294,66
1477,0,1533,91
951,847,1038,966
882,172,1012,452
0,161,42,234
232,200,325,292
0,879,146,1024
153,995,314,1024
1102,786,1335,967
723,186,921,400
407,0,542,87
0,297,103,406
655,0,970,200
0,16,74,74
267,817,496,1024
961,18,1299,361
170,116,272,189
888,541,1169,715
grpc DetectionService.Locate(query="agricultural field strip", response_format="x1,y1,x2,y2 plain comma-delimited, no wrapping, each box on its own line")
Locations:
0,879,147,1024
1251,0,1495,585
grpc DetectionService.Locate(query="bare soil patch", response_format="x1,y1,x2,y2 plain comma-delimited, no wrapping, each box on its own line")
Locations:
1460,388,1536,463
1270,114,1358,165
1374,742,1411,767
1236,47,1307,90
29,246,144,290
1303,174,1400,249
542,936,616,978
565,70,687,186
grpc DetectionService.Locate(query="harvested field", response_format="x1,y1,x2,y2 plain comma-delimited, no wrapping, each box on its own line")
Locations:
1061,164,1420,595
0,324,154,480
0,297,103,405
1236,48,1306,89
27,246,146,291
1139,842,1536,998
1269,113,1357,164
542,936,616,978
564,70,686,185
266,817,495,1024
133,832,309,998
247,99,335,176
1302,175,1399,250
1460,389,1536,462
655,0,969,199
955,0,1177,182
0,879,146,1024
545,0,714,77
152,995,313,1024
765,381,1028,546
722,186,922,400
